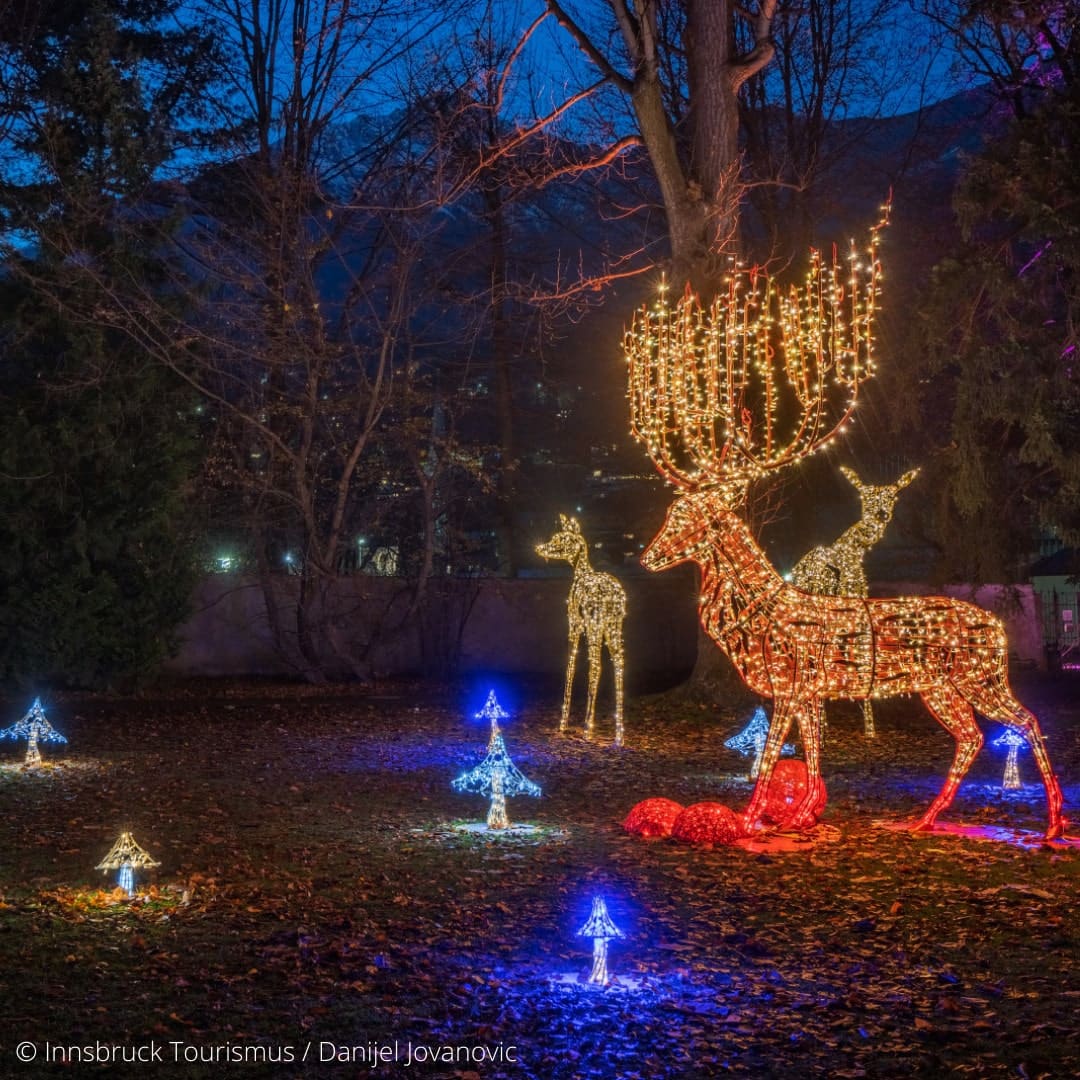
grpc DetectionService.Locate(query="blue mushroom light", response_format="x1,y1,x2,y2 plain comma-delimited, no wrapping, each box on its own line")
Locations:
993,728,1027,790
474,689,510,745
724,706,795,780
577,896,624,985
0,698,67,767
452,731,540,830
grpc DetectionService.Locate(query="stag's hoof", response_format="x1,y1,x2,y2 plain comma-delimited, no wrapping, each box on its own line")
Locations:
908,816,937,834
1044,819,1067,841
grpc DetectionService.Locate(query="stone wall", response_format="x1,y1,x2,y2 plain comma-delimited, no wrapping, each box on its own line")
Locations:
164,574,1045,680
165,568,701,686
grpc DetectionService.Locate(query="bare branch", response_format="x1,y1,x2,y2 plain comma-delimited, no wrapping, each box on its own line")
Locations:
545,0,634,93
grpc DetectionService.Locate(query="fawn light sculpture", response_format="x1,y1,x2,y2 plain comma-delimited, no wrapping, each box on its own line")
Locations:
537,515,627,745
790,465,920,737
624,215,1065,840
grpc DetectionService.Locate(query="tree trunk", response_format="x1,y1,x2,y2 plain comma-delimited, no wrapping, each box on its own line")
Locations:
295,567,329,684
484,174,517,575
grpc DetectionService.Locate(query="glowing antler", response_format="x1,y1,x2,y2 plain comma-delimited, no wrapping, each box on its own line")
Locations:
626,209,889,492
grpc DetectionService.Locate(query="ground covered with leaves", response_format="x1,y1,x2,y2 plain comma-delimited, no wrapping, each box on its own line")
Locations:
0,673,1078,1079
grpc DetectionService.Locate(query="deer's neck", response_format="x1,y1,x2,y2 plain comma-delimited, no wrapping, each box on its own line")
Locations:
834,520,877,555
698,508,784,631
569,545,592,577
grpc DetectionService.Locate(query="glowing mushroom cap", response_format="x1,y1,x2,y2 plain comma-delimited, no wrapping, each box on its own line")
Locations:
451,733,540,799
577,896,623,940
724,707,769,753
993,729,1027,749
0,697,67,744
475,690,510,742
95,831,160,871
474,690,509,726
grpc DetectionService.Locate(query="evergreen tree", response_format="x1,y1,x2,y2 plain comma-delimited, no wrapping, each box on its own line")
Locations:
896,11,1080,581
0,0,220,686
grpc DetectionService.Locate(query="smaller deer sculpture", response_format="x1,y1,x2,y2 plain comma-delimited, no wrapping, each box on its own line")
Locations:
537,515,627,745
790,465,919,736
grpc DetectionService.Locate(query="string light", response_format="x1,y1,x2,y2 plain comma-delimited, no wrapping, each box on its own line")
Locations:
577,896,623,985
96,832,160,898
724,706,795,778
623,797,685,838
0,697,67,767
536,515,627,745
993,728,1027,790
626,211,890,498
790,466,920,738
475,689,509,746
451,732,540,830
625,211,1065,841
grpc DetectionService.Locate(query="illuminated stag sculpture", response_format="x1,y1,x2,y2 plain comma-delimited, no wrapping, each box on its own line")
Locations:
537,515,627,745
625,219,1064,840
790,465,920,737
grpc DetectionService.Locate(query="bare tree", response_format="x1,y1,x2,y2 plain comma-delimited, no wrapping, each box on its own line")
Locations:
544,0,779,294
392,6,656,571
918,0,1076,119
68,0,487,681
741,0,925,257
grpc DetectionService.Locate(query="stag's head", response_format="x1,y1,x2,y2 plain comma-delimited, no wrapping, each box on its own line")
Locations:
640,478,759,573
625,214,888,575
840,465,920,547
536,514,587,565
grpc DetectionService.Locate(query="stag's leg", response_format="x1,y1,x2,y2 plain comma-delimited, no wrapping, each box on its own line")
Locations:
608,630,625,747
913,683,984,833
561,630,581,733
584,632,603,740
963,681,1065,840
862,700,876,738
785,699,827,831
742,697,799,833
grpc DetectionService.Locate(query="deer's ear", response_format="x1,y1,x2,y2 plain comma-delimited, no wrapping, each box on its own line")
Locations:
839,464,862,488
897,467,921,489
559,514,570,528
569,516,582,533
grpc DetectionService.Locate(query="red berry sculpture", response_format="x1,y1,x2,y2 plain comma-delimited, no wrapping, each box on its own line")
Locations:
671,801,742,845
623,797,685,838
761,759,827,828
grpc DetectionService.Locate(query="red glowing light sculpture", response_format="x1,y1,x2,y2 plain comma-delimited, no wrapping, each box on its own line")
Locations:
625,216,1065,840
671,802,743,846
623,797,685,838
762,759,827,828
